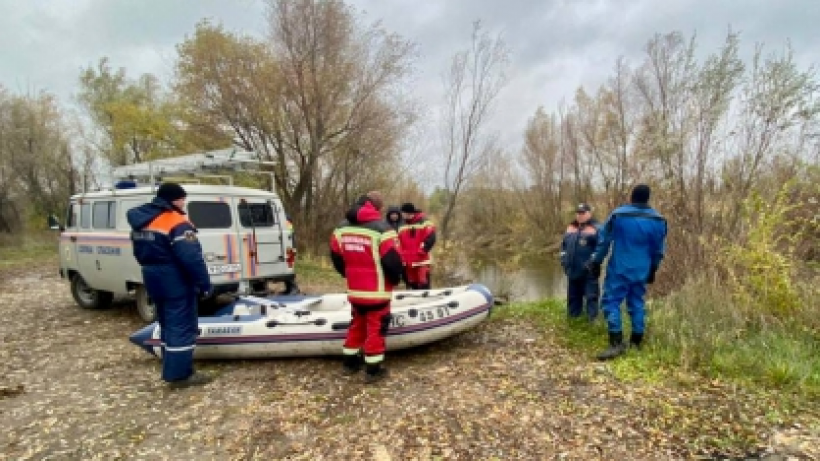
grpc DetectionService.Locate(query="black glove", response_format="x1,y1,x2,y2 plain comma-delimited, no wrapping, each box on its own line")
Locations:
585,260,601,278
647,264,658,284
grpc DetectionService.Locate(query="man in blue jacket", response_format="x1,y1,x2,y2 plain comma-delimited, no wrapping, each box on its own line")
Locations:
560,203,601,321
586,184,667,360
127,183,213,388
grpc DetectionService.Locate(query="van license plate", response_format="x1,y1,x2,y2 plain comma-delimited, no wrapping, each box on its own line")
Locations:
207,263,242,275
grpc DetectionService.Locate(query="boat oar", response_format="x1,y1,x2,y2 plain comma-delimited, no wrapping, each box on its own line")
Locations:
266,318,328,328
396,289,452,300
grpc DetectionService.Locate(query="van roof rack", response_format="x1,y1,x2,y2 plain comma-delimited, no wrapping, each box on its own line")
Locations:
109,148,277,190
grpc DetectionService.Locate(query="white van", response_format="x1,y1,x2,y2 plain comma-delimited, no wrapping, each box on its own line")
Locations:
51,184,297,322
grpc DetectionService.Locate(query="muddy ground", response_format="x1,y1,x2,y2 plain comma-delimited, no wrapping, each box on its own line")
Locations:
0,263,818,460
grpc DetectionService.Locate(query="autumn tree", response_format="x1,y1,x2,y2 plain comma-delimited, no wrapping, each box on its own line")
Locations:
0,88,78,232
438,20,509,243
518,108,566,233
77,57,224,168
174,0,415,250
511,29,820,292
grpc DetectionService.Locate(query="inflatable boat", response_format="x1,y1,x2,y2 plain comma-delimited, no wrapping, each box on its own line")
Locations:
129,284,494,360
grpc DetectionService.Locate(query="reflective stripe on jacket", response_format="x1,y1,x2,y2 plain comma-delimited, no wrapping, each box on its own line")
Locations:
330,199,404,306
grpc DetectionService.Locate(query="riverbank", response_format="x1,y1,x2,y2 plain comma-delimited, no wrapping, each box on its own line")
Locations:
0,241,817,459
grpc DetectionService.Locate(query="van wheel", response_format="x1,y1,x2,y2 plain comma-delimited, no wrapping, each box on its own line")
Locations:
70,274,113,310
135,286,157,323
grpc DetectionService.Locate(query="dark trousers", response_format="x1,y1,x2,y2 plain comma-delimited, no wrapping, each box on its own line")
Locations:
143,266,199,382
567,275,599,320
155,291,199,381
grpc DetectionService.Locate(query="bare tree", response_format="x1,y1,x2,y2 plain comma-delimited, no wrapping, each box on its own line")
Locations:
438,20,509,243
175,2,415,250
518,107,565,233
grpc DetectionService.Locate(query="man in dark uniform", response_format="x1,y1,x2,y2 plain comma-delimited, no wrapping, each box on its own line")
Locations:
330,191,404,383
560,203,601,321
127,183,213,388
586,184,668,360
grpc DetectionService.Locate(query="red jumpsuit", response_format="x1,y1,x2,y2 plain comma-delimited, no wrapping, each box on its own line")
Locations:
397,213,437,289
330,199,403,368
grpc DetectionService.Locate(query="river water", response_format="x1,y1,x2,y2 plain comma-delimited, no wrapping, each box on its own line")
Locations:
454,259,567,302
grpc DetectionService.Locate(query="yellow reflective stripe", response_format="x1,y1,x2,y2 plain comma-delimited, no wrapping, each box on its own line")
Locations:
342,347,360,356
399,223,433,231
336,226,383,239
364,354,384,364
347,290,391,299
373,233,385,294
335,226,388,293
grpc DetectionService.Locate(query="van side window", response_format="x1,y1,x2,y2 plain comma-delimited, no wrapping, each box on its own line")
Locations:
119,199,147,230
80,203,92,229
93,201,116,229
239,203,276,227
188,202,232,229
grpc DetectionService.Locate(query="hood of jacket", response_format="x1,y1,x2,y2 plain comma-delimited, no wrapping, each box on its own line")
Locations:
385,206,402,223
405,212,426,225
126,197,180,230
345,198,382,225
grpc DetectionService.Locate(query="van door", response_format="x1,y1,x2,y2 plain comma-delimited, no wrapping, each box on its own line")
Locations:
90,199,125,293
186,198,243,287
237,198,288,280
60,202,80,277
76,201,102,288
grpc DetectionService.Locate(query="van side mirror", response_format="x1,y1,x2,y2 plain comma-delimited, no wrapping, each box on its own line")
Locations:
47,214,64,232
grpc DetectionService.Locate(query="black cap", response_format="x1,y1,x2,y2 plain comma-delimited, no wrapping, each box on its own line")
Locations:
630,184,651,204
576,203,592,213
157,182,187,202
400,202,419,213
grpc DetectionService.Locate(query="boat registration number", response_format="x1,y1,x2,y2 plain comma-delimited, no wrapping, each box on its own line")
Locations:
207,263,242,275
417,306,450,323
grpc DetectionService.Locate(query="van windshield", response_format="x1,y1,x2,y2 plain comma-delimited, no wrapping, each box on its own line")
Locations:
238,203,276,227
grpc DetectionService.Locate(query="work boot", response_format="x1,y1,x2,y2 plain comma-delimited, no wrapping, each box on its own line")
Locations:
167,372,212,389
364,363,388,384
596,332,626,361
342,354,364,375
630,332,644,350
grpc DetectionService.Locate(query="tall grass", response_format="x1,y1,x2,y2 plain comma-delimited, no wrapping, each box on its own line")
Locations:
0,231,59,267
495,274,820,398
651,275,820,394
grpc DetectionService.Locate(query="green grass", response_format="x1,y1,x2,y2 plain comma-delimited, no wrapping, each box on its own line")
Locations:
0,231,60,267
292,255,346,292
493,284,820,400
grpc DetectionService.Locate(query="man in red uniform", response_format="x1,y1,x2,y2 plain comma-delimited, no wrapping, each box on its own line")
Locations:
330,191,403,383
398,202,437,290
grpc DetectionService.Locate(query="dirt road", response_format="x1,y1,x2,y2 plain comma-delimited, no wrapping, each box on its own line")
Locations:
1,264,817,460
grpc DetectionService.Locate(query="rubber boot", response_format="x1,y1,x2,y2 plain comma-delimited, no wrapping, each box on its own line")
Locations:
630,332,643,350
168,371,212,389
342,353,363,375
596,332,626,361
364,363,388,384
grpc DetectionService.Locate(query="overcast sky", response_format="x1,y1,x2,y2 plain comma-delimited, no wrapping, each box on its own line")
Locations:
2,0,819,159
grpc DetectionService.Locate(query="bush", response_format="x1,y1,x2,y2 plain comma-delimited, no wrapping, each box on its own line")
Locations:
650,275,820,395
0,231,59,267
718,183,803,316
